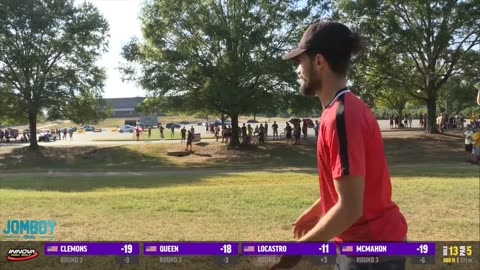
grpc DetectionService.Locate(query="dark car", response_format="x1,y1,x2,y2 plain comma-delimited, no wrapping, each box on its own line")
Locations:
247,119,259,123
179,120,189,125
81,125,95,131
165,123,181,129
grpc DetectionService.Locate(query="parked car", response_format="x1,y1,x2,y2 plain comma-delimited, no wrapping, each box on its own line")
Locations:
38,129,58,142
81,125,95,131
118,125,134,133
247,119,259,123
165,123,181,129
213,119,232,126
179,120,189,125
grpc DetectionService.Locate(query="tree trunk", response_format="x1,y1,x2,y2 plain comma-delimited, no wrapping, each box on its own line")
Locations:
396,110,403,125
229,114,240,147
426,96,438,134
28,112,39,151
253,113,256,121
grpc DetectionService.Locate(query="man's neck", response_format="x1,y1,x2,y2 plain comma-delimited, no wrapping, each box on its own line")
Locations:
318,77,348,108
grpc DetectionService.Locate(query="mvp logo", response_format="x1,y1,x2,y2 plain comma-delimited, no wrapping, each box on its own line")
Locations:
2,219,56,239
6,248,39,261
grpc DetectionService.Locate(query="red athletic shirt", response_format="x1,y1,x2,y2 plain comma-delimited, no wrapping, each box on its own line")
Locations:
317,88,407,242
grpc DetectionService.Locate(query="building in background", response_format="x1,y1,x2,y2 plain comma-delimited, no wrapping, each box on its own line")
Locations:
105,97,145,118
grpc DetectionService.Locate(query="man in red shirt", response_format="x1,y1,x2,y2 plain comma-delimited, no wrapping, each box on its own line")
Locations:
271,21,408,270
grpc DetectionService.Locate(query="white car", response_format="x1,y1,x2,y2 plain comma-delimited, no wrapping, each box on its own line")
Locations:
118,125,134,133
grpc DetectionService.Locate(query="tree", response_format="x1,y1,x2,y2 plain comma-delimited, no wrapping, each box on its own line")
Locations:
121,0,329,146
0,0,109,150
285,92,322,117
339,0,480,133
376,87,411,119
48,92,112,125
350,60,414,118
0,84,25,126
135,96,165,116
437,49,480,114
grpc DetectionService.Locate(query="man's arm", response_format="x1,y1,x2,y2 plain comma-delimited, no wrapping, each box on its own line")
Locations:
477,89,480,105
305,197,322,213
298,175,364,242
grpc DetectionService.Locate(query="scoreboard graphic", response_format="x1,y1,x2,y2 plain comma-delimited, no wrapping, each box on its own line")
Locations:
0,241,478,269
442,244,475,264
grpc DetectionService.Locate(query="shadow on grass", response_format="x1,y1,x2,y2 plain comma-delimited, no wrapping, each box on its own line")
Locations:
0,174,213,192
0,134,475,179
0,145,179,172
195,142,209,147
199,140,317,169
384,134,465,165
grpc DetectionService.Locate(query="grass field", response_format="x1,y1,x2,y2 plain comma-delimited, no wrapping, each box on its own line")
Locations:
0,171,478,242
0,133,471,172
0,132,479,244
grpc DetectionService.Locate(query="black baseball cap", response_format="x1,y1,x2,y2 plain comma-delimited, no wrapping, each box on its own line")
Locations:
282,21,355,60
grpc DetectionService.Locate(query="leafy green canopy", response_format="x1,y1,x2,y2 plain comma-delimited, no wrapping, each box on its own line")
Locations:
339,0,480,133
121,0,328,118
0,0,110,149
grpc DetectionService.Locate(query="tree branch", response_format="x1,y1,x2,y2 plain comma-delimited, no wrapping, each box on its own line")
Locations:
437,31,479,89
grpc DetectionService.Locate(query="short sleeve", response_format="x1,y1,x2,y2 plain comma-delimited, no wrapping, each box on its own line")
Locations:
325,100,366,179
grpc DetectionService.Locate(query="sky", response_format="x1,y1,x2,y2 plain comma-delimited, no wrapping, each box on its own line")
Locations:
77,0,146,98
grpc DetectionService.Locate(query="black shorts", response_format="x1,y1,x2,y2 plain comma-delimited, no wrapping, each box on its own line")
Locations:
335,255,405,270
187,141,192,146
465,144,473,152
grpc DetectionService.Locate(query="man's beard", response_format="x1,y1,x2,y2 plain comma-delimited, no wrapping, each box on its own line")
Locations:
299,68,321,96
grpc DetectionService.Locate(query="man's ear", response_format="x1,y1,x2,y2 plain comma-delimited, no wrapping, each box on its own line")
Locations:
314,53,326,71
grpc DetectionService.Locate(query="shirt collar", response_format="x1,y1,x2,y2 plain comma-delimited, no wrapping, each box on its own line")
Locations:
324,87,350,108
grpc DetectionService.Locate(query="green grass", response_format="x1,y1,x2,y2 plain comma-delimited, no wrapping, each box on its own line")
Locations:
0,132,478,270
0,172,478,242
0,140,319,172
0,134,474,173
383,134,465,165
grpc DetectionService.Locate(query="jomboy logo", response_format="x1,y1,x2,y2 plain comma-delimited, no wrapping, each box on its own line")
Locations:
2,219,56,239
6,248,39,261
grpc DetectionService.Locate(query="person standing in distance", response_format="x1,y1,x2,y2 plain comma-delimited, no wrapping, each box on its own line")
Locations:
475,82,480,105
270,21,408,270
